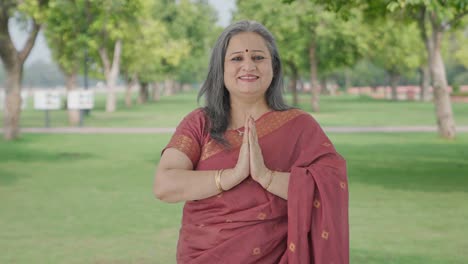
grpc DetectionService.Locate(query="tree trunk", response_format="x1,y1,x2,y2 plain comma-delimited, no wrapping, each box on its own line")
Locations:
320,78,327,95
418,8,455,138
291,74,298,107
99,39,122,113
344,68,351,92
138,82,149,104
389,72,400,101
125,74,137,108
309,41,320,112
298,79,304,93
105,74,117,112
65,72,80,126
0,15,41,140
164,79,174,96
287,62,299,106
174,81,181,94
3,65,22,139
125,80,133,108
419,64,431,101
430,28,456,139
152,82,161,102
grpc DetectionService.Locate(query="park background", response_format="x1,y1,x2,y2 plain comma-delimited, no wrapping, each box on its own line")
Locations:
1,0,468,263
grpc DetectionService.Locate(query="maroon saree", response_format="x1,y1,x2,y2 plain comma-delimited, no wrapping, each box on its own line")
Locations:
164,108,348,263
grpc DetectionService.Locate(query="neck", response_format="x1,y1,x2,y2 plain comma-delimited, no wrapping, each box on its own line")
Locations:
229,96,270,129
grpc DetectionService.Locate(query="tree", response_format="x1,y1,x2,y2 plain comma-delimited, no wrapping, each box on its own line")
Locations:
287,0,467,139
367,19,422,100
86,0,142,112
235,1,309,106
0,0,49,140
44,0,88,125
386,0,467,139
169,0,220,86
236,0,366,111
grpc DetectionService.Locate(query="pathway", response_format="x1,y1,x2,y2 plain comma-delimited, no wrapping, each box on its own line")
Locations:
4,126,468,134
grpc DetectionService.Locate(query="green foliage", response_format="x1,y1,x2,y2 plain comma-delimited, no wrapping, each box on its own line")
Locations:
17,0,50,23
44,0,87,75
119,0,219,84
367,19,423,77
120,0,187,83
451,23,468,68
235,0,367,80
157,0,220,83
235,0,308,77
388,0,468,27
44,0,144,80
347,60,388,87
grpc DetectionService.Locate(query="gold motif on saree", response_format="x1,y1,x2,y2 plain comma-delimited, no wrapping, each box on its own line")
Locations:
314,200,321,208
340,181,347,189
257,212,266,220
321,230,329,240
289,242,296,252
252,247,261,255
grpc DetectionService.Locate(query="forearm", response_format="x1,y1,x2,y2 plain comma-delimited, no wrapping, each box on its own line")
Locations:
262,171,290,200
154,168,242,203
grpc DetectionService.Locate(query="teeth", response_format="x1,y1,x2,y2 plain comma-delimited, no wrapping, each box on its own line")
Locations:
239,76,258,80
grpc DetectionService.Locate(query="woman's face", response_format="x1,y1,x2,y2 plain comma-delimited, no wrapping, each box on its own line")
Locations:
223,32,273,100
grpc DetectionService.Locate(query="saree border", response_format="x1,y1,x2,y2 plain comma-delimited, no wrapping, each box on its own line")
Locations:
200,109,305,161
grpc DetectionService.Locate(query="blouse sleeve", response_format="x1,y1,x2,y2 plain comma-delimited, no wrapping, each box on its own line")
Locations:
162,108,207,168
286,114,349,264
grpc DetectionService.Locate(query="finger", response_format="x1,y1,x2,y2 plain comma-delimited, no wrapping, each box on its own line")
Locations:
249,116,258,144
248,116,255,147
242,115,249,144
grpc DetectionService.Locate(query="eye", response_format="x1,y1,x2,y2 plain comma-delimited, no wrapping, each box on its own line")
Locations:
231,56,242,61
253,55,265,61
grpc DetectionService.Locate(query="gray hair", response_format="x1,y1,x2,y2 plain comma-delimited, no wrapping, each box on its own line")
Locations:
198,20,290,146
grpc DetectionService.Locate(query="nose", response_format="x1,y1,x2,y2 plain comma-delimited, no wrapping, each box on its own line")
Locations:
241,57,256,71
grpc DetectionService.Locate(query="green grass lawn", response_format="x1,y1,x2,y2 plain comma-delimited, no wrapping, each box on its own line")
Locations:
8,90,468,128
1,133,467,263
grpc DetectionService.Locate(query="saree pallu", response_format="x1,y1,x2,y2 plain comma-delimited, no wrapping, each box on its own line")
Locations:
164,108,348,263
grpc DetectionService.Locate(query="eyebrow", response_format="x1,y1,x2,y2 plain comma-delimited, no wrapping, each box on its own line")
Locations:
228,50,266,56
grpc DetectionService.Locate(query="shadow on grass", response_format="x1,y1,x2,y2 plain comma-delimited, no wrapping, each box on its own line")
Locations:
0,145,95,163
0,146,95,186
0,168,24,186
339,136,468,193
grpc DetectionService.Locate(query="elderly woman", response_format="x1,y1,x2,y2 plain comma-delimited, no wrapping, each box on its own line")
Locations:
154,20,348,263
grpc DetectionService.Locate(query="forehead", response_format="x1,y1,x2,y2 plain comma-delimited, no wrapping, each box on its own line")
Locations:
226,32,269,54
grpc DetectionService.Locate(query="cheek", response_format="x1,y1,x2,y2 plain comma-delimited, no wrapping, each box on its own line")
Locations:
263,65,274,80
224,63,236,74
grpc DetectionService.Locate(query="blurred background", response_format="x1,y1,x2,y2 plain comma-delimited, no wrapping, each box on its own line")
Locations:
1,0,467,263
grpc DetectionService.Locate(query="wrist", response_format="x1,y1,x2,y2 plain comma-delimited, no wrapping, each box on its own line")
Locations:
222,168,240,191
262,169,274,190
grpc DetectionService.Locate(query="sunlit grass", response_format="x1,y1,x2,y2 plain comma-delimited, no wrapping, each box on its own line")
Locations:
1,133,467,263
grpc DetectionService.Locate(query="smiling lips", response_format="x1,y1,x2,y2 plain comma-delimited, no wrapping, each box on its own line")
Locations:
238,74,259,82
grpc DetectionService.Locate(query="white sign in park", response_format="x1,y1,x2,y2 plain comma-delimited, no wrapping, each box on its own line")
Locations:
34,90,62,110
68,90,94,110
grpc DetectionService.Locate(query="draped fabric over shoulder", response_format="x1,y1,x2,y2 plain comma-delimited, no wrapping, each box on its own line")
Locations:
163,108,349,264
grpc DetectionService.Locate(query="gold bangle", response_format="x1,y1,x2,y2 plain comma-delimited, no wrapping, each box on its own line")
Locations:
215,169,225,192
264,170,274,190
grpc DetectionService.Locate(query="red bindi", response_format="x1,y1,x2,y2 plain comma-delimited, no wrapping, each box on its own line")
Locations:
245,49,249,52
